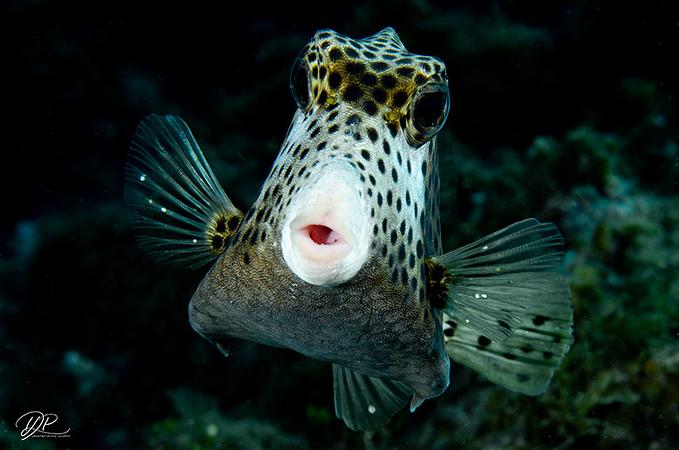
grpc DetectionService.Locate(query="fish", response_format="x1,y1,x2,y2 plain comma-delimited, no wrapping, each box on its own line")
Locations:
124,28,573,431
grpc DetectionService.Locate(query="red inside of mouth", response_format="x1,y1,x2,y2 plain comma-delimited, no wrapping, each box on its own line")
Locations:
307,224,340,245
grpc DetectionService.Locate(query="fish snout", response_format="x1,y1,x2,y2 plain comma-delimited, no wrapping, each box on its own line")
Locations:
281,163,371,286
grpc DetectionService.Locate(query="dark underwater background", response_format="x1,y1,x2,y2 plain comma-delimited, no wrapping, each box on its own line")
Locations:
3,0,678,448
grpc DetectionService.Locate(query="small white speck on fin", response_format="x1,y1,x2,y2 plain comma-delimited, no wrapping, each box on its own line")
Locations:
332,364,412,431
125,114,243,269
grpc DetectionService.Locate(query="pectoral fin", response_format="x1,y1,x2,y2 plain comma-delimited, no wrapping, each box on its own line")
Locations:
436,219,573,394
125,114,243,269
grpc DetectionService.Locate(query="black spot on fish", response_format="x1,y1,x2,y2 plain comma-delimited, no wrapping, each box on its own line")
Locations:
498,320,511,333
521,345,534,353
346,114,361,125
360,73,377,86
255,208,265,222
241,227,252,244
533,315,548,326
211,235,223,250
392,91,408,107
517,373,529,382
243,252,251,265
367,128,378,142
387,122,398,137
344,46,359,58
503,353,517,360
397,66,415,78
372,88,387,104
477,336,491,347
346,61,365,74
318,90,328,104
329,48,342,61
381,74,397,88
543,351,554,360
363,100,377,116
329,71,342,89
444,320,457,337
371,61,389,71
215,217,227,233
306,119,318,131
343,84,363,102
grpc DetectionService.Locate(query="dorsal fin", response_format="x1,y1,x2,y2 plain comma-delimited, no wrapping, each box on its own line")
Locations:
125,114,243,269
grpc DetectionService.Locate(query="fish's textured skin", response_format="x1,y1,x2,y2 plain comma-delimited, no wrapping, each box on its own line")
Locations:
189,28,451,406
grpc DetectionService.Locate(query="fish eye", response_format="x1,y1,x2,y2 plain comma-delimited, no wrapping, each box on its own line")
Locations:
290,52,311,110
410,83,450,142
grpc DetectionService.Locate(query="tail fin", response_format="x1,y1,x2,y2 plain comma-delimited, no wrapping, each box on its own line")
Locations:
435,219,573,395
125,114,243,269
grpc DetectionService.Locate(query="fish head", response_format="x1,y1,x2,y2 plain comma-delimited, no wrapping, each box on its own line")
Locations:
189,28,451,399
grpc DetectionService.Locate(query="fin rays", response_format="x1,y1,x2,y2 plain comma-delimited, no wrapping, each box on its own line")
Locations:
434,219,568,342
333,364,412,431
125,114,242,269
438,219,573,394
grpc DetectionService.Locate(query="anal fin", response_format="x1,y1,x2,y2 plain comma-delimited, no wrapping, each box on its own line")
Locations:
332,364,412,431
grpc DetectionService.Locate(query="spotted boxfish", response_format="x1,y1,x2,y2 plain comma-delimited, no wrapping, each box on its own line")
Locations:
124,28,573,431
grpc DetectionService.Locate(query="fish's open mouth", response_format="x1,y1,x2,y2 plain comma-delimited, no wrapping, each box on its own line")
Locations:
289,214,353,266
281,163,371,286
306,224,342,245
